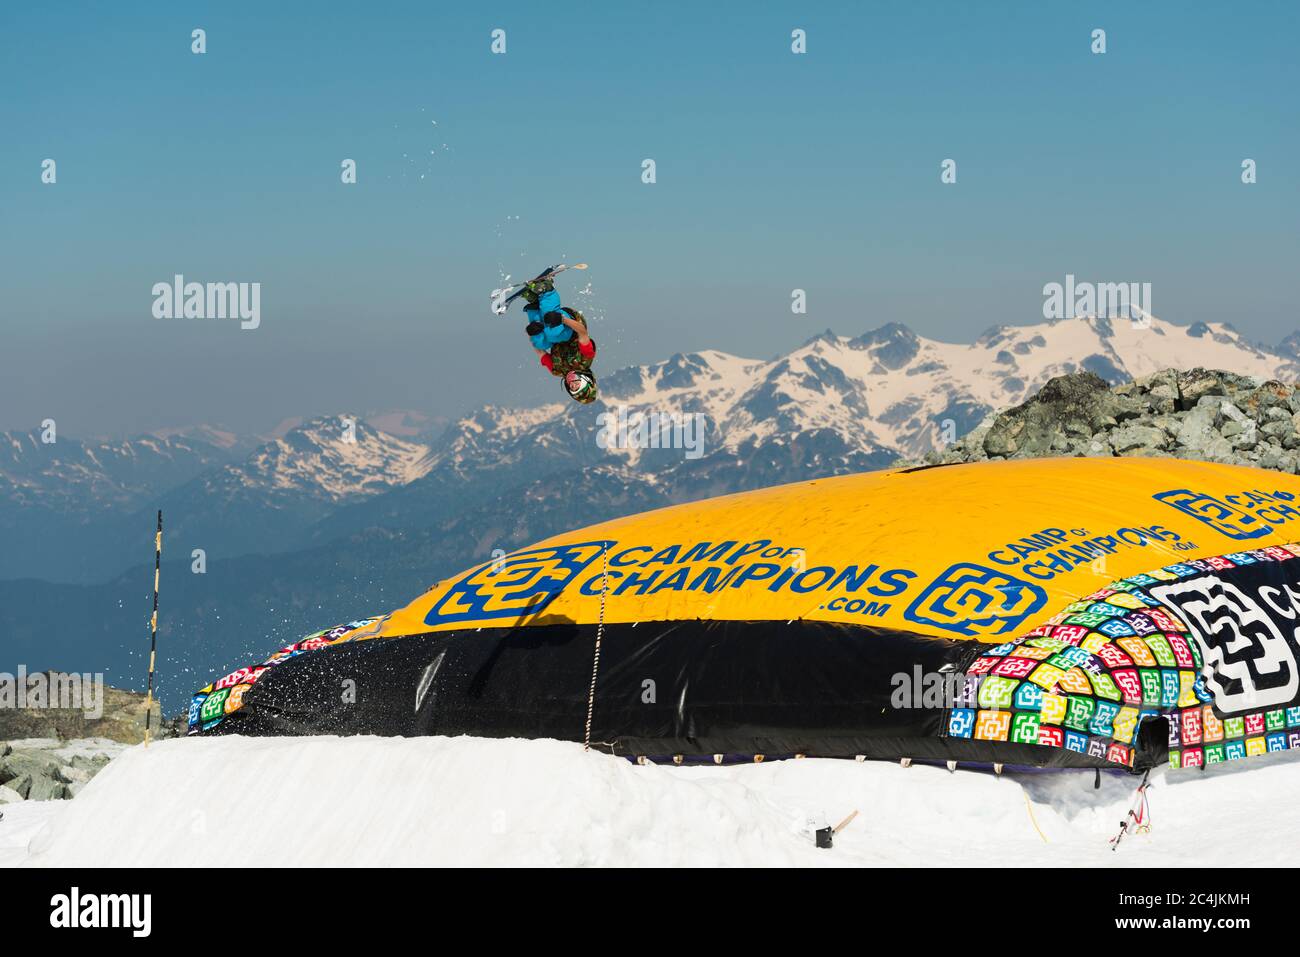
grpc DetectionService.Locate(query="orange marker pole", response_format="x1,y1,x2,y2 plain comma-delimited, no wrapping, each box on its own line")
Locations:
143,511,162,747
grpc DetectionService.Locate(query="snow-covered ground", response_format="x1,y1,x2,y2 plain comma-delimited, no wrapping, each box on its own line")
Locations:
3,735,1297,867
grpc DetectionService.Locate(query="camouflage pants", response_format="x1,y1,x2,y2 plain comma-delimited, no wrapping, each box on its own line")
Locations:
545,311,594,377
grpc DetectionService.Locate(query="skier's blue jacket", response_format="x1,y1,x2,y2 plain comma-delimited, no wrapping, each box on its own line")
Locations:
525,288,575,350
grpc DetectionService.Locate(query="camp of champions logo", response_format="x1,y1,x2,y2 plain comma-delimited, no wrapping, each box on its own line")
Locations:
425,541,614,625
1153,488,1300,541
903,562,1048,638
424,539,918,627
984,524,1185,580
573,542,914,604
1149,574,1300,713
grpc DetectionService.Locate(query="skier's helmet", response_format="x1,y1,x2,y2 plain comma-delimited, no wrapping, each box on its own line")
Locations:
564,370,598,404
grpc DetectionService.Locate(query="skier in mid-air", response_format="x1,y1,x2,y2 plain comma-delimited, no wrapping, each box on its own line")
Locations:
496,264,598,405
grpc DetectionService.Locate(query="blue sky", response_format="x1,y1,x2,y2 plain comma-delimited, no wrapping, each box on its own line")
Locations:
1,1,1297,435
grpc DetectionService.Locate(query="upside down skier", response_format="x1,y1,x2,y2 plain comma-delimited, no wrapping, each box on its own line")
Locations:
506,266,599,405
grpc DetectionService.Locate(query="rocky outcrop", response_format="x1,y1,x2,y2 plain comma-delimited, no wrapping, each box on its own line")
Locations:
909,368,1300,471
0,674,179,803
0,672,163,744
0,739,123,802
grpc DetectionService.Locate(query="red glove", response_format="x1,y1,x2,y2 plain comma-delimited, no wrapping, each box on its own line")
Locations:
579,339,596,359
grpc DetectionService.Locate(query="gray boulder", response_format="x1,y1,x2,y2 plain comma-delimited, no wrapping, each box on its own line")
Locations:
0,750,64,784
984,372,1130,458
1174,406,1221,450
1110,423,1167,454
906,367,1299,476
1176,369,1227,408
1244,381,1293,414
26,775,68,802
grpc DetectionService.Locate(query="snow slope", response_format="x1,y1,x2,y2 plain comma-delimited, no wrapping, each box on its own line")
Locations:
5,735,1297,867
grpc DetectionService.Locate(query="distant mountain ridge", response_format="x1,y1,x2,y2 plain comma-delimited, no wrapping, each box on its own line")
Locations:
0,427,236,512
1,313,1296,585
0,416,438,582
395,312,1297,511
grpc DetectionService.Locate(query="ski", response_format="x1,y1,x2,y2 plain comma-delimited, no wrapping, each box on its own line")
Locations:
491,263,587,315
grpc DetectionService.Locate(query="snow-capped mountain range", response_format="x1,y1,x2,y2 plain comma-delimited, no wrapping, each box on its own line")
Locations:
425,313,1298,493
587,312,1298,461
0,427,236,513
183,417,434,506
1,313,1295,584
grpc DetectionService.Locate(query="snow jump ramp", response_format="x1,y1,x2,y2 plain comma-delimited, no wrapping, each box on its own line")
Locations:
16,733,1300,867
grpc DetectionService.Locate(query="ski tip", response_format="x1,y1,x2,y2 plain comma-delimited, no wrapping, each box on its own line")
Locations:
572,263,588,269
